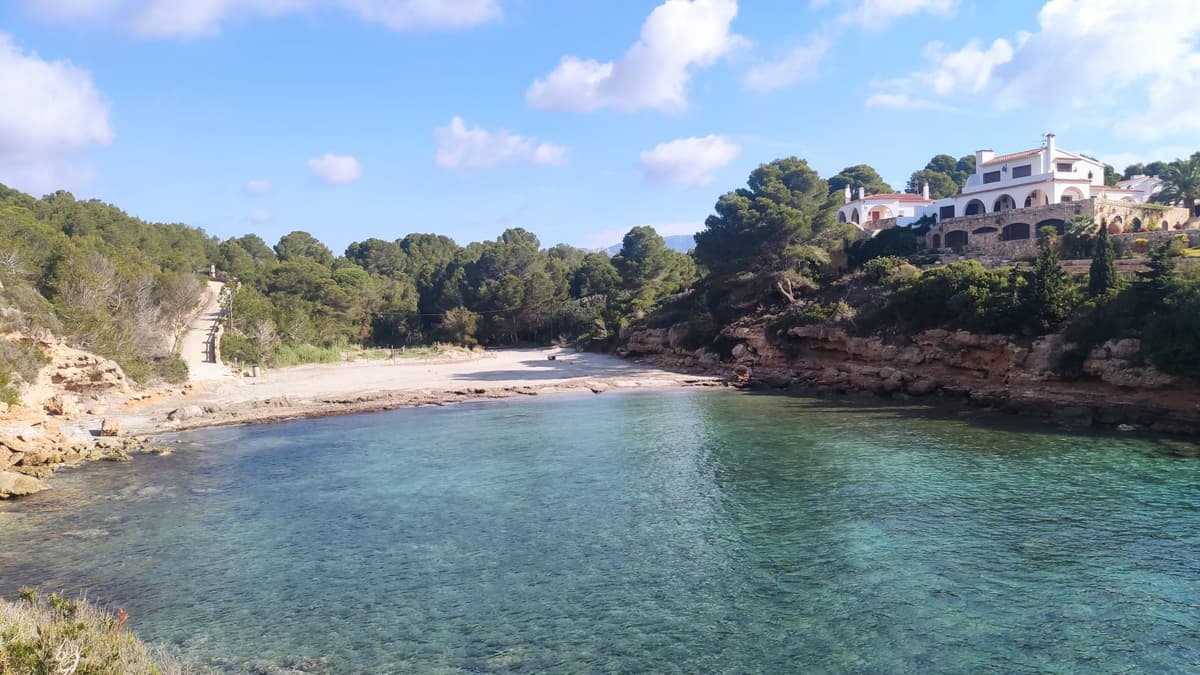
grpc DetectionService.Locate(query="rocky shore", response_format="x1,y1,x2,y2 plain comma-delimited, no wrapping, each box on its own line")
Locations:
623,320,1200,435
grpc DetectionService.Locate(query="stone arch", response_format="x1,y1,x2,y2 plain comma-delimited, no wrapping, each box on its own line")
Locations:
1002,222,1031,241
1108,216,1124,234
1162,220,1170,231
837,210,847,223
993,194,1017,212
1037,218,1067,236
931,234,942,249
1061,187,1085,203
851,208,860,224
972,226,999,235
945,230,968,249
964,199,986,216
1024,189,1050,208
1132,217,1142,232
868,205,894,223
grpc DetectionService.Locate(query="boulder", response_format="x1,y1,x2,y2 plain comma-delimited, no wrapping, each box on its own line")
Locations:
0,471,49,498
167,405,205,422
99,418,121,437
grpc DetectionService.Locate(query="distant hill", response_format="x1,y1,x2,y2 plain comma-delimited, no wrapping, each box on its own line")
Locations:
606,234,696,255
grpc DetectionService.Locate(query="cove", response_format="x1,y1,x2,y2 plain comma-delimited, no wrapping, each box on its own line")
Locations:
1,389,1198,673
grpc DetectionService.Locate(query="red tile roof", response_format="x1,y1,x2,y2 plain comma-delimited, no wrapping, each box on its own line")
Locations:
981,148,1042,165
864,192,934,203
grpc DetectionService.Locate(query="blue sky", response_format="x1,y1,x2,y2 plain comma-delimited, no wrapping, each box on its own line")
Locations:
1,0,1198,253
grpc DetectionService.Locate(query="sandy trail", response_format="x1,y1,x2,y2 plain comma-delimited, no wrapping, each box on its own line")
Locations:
112,348,721,435
178,280,233,382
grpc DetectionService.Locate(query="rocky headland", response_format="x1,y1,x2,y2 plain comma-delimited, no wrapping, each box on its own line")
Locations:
622,320,1200,435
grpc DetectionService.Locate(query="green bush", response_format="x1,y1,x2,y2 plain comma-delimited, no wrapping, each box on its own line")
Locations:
862,256,920,286
151,356,189,384
270,340,347,368
0,589,197,674
220,332,261,366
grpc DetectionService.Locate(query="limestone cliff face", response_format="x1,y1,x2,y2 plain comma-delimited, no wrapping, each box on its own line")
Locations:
622,321,1200,434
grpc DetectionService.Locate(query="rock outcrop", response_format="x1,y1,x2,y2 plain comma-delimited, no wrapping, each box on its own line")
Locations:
624,320,1200,434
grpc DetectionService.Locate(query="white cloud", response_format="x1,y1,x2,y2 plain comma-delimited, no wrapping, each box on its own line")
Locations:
434,116,566,170
748,0,954,94
526,0,744,113
582,222,702,249
639,135,741,185
249,209,273,224
868,0,1200,138
834,0,956,28
744,36,831,92
308,153,363,184
0,33,112,194
246,178,272,193
27,0,500,37
924,38,1015,96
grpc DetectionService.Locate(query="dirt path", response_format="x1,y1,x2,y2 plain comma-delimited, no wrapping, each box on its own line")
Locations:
178,280,232,382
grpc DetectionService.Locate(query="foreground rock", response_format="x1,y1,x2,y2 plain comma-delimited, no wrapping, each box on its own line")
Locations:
0,471,49,498
624,321,1200,435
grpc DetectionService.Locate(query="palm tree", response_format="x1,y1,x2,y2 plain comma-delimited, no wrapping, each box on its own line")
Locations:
1154,153,1200,217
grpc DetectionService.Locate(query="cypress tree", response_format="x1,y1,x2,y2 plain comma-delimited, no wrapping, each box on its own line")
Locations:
1026,233,1080,332
1088,223,1118,297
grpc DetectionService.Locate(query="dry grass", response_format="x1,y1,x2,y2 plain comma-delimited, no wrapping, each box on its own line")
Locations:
0,589,208,675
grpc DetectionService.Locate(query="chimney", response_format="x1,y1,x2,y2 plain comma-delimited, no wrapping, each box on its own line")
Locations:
844,184,852,204
922,182,930,200
976,149,994,168
1045,132,1057,173
858,187,866,201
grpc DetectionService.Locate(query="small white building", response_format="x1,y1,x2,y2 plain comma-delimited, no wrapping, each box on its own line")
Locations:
838,184,934,231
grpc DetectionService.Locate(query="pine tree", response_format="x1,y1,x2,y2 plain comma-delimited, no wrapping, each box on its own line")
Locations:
1088,223,1118,297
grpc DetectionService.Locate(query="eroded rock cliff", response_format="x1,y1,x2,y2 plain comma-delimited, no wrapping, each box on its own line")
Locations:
623,320,1200,434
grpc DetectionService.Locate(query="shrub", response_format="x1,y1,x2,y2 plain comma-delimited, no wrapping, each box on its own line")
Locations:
0,589,197,674
862,256,920,287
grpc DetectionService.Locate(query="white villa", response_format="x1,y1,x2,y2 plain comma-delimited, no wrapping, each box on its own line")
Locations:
837,134,1172,244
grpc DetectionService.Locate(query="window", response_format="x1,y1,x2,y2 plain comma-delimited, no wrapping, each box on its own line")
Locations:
983,170,1001,184
1056,162,1073,172
1061,195,1072,203
1011,164,1032,178
939,205,955,220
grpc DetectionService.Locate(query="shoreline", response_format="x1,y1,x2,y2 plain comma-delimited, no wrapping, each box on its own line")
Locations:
1,348,726,500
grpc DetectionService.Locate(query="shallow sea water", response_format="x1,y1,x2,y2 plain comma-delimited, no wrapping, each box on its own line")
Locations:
1,389,1198,673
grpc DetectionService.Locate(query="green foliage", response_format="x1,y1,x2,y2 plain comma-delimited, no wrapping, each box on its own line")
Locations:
770,301,853,332
905,154,975,198
1089,224,1119,297
0,185,219,383
1025,235,1080,332
694,157,834,278
1061,215,1098,259
886,261,1034,334
862,256,919,286
0,589,194,674
1144,279,1200,377
846,226,923,269
1153,153,1200,213
827,164,892,197
439,307,480,346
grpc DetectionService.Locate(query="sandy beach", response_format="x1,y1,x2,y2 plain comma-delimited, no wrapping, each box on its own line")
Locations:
108,347,723,436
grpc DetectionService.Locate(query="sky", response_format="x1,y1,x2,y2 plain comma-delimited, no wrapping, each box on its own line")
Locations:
2,0,1199,253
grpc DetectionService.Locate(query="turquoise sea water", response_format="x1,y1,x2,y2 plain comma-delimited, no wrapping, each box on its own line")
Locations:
1,389,1198,673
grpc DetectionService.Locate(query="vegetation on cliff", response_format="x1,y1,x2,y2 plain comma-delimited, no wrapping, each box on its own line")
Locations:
0,589,198,674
